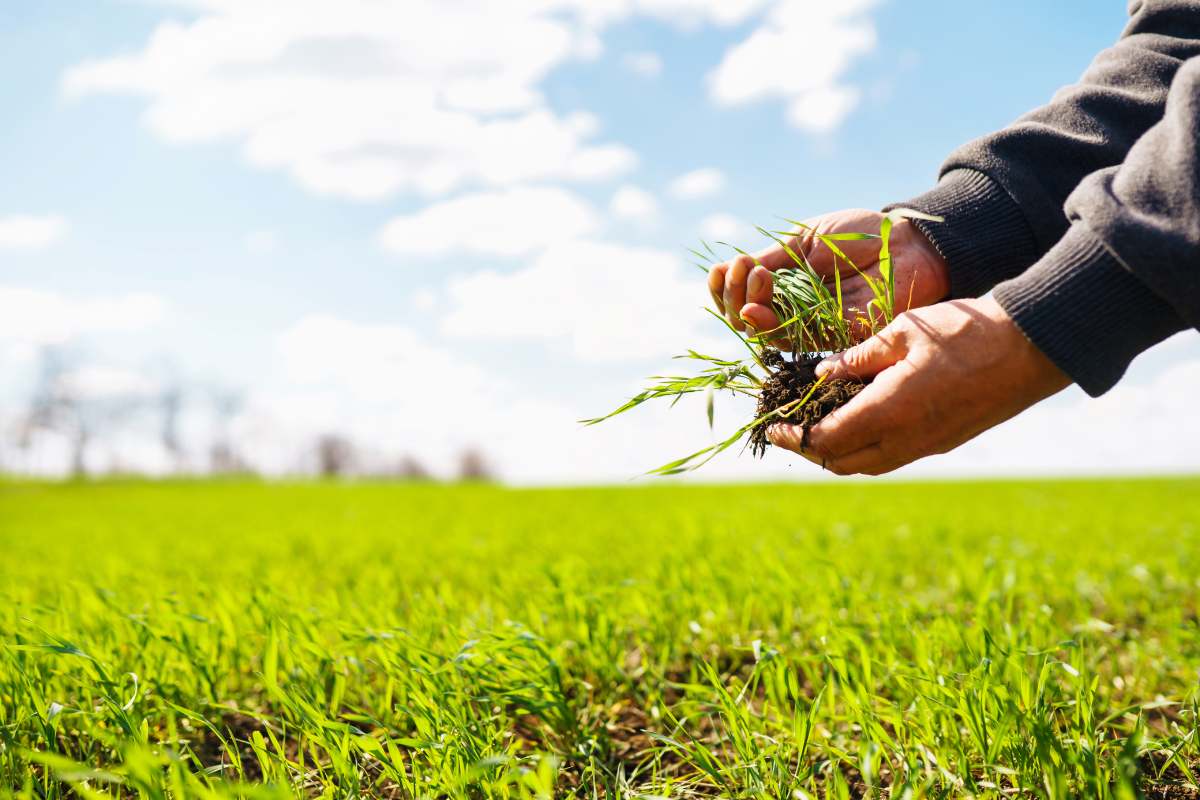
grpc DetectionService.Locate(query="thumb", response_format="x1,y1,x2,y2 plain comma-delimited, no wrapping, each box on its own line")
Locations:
816,328,906,381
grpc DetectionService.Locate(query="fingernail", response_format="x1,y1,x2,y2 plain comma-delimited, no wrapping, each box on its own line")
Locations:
739,313,757,331
747,270,763,296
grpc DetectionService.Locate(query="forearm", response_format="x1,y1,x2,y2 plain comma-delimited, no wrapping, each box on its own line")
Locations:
890,0,1200,298
993,57,1200,396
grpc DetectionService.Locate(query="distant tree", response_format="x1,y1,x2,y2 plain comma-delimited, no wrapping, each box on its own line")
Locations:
209,390,246,475
14,347,90,476
159,382,184,473
315,434,357,477
394,454,432,481
457,448,495,482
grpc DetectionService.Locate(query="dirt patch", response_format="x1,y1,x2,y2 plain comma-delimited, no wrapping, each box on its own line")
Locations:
1141,753,1200,799
749,350,865,457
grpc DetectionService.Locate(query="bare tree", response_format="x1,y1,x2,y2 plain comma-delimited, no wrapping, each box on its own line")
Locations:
457,448,495,482
392,454,432,481
159,383,184,473
315,434,357,477
14,347,90,476
209,390,246,474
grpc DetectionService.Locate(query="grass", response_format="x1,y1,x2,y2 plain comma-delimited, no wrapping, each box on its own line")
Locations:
2,477,1199,798
583,211,939,475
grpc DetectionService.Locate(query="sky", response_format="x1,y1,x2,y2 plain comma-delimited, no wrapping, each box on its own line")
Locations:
1,0,1197,482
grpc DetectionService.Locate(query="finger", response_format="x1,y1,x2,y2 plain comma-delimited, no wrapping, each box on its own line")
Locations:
746,265,773,305
816,322,908,381
802,377,902,460
708,263,728,313
767,423,889,476
723,254,755,330
739,303,781,335
822,443,904,476
766,422,805,455
754,232,810,272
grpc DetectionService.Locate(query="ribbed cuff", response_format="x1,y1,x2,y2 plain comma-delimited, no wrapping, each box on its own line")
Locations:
994,225,1185,397
886,169,1040,299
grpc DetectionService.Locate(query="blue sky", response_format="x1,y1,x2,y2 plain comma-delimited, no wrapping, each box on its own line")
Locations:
2,0,1196,481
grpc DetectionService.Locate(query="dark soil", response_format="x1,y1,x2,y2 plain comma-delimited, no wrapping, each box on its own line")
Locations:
749,349,865,457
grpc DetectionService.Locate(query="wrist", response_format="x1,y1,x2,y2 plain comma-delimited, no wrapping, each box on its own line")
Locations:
975,295,1071,396
896,219,951,302
993,226,1185,397
886,170,1040,299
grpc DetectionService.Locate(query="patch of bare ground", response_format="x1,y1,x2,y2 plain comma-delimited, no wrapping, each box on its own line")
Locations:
1142,754,1200,799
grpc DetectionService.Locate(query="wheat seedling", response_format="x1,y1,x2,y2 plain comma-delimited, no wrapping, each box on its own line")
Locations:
582,209,940,474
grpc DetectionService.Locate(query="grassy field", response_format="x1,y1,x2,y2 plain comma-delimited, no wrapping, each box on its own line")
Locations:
1,478,1199,798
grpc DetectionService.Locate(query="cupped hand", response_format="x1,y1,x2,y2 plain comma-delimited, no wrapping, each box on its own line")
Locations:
706,208,951,337
767,296,1071,475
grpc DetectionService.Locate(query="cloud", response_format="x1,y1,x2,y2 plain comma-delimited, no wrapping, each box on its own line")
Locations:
61,1,881,202
237,312,579,480
440,240,724,361
245,230,277,255
0,286,166,345
698,212,750,242
59,3,644,201
621,51,663,77
277,313,481,393
57,365,162,399
904,357,1200,477
709,0,878,133
379,186,600,258
0,215,67,250
609,185,659,221
669,167,726,199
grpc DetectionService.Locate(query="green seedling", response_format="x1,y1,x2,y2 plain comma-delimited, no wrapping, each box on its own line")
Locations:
583,209,941,474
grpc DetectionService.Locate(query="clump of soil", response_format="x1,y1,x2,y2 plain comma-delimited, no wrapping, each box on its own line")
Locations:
749,349,866,457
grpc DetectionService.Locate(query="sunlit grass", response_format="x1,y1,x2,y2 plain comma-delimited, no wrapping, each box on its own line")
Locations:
2,478,1199,798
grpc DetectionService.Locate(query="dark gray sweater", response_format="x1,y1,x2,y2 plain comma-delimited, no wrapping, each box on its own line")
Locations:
892,0,1200,396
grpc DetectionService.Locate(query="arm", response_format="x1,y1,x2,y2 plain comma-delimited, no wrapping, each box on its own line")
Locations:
894,0,1200,299
993,56,1200,396
770,56,1200,473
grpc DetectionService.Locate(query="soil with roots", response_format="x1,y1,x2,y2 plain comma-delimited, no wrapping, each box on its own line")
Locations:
749,349,866,457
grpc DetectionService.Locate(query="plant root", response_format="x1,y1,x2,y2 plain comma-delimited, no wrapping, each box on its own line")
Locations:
749,349,865,457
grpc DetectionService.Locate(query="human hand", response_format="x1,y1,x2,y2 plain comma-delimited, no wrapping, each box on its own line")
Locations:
767,296,1071,475
706,208,951,337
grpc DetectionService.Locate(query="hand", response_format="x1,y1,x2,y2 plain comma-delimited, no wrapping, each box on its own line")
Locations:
706,208,951,336
767,297,1071,475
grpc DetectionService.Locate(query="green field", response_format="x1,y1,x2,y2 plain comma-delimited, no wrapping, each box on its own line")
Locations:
2,478,1199,798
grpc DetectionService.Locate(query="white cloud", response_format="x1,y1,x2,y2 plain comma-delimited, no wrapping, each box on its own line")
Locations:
709,0,878,133
441,240,724,361
379,186,600,258
906,357,1200,477
621,51,663,77
0,215,67,250
669,167,726,199
60,3,645,201
61,1,880,202
277,314,480,393
609,185,659,221
0,286,166,345
245,230,277,255
411,288,437,312
57,365,162,399
698,212,750,242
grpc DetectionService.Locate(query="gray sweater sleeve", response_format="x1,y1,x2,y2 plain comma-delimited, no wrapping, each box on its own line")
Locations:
992,58,1200,396
890,0,1200,299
